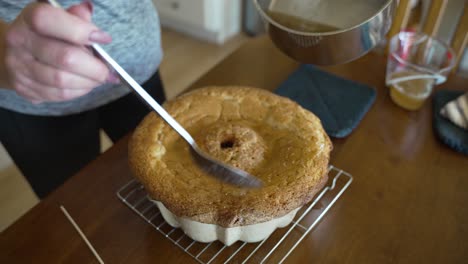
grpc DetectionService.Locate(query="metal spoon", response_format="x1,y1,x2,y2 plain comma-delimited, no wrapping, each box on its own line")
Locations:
41,0,263,188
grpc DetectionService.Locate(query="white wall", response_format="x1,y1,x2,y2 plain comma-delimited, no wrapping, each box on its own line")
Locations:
152,0,241,44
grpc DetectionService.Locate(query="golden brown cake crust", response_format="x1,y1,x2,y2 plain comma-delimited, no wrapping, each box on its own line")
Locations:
128,86,332,227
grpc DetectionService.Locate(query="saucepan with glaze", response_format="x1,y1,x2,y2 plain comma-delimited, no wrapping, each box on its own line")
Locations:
253,0,396,65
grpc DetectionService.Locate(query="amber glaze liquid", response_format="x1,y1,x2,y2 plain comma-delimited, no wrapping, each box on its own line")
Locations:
388,71,434,111
266,10,340,32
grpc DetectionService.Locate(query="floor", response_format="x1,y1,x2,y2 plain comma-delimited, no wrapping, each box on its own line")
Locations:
0,28,248,231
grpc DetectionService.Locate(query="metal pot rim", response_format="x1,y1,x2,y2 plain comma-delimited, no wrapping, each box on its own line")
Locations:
252,0,394,36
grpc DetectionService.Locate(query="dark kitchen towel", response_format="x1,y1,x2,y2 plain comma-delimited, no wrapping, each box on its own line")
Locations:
275,64,376,138
433,90,468,155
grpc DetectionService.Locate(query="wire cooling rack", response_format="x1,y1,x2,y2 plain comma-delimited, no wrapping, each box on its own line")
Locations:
117,165,352,264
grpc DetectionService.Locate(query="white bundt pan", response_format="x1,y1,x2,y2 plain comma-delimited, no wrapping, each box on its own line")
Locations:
149,198,300,246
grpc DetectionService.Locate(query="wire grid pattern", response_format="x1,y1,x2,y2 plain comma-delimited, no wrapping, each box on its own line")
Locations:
117,165,352,264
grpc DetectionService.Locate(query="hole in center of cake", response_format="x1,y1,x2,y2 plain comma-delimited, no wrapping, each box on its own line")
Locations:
200,122,266,171
220,138,235,149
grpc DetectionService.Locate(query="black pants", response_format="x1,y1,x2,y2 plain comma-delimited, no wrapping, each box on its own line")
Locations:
0,71,165,199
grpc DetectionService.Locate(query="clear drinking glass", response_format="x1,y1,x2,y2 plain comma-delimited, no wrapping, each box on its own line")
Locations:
386,31,455,110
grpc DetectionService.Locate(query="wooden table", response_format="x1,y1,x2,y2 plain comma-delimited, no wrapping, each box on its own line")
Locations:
1,36,467,263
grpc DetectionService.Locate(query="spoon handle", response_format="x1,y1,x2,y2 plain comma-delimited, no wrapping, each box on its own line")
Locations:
91,44,196,145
